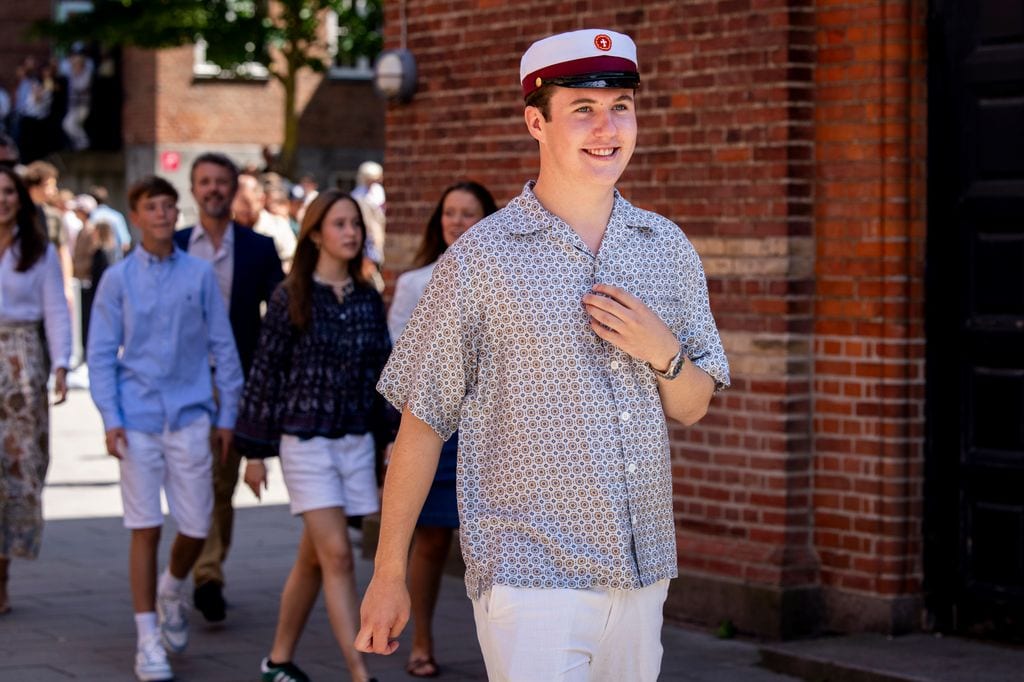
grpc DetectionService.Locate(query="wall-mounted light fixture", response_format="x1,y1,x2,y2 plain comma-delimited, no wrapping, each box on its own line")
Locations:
373,48,417,102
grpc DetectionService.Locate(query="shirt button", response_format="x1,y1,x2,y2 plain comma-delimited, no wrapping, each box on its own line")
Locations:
632,515,638,525
620,411,631,422
628,462,637,474
610,360,620,370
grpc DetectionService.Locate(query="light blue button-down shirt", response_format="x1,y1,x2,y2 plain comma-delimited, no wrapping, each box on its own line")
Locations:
87,245,243,433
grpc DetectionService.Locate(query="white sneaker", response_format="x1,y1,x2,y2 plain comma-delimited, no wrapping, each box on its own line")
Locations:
156,588,189,653
134,633,173,681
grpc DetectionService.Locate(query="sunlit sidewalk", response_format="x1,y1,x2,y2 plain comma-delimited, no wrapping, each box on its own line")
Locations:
3,389,798,681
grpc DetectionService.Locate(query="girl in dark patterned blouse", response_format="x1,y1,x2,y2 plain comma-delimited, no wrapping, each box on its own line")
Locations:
235,189,389,682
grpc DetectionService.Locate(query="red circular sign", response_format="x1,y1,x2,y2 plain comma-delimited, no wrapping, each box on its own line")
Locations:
160,151,181,172
594,34,612,51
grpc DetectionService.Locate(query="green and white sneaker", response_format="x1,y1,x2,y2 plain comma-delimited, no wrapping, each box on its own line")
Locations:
260,657,310,682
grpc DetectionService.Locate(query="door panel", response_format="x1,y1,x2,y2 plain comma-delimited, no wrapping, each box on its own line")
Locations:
927,0,1024,639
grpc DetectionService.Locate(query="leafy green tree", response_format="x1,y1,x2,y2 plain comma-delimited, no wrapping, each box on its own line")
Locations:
37,0,383,176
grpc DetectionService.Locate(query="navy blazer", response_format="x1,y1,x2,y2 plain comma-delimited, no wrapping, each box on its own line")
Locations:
174,224,284,376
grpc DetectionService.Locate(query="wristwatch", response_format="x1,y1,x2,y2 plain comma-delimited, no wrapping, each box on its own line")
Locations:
649,346,686,380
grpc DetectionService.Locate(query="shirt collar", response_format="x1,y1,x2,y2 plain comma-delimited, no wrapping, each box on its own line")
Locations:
135,244,181,266
505,181,655,236
189,221,235,250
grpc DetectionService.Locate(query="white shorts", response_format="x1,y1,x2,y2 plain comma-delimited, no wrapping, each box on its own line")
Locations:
119,414,213,538
279,433,380,517
472,579,670,682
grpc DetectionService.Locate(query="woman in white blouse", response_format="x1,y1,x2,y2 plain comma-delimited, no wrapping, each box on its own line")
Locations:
0,166,71,615
388,181,496,678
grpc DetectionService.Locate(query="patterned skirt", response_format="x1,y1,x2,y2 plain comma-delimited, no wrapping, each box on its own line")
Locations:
0,322,49,560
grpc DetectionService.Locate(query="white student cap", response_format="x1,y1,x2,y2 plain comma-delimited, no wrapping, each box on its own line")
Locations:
520,29,640,98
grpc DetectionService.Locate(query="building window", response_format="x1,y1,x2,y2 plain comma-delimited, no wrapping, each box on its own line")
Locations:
55,0,94,23
327,0,383,80
192,39,269,80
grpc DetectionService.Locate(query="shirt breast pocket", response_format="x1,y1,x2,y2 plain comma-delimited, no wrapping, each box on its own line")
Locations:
179,285,205,321
649,296,687,336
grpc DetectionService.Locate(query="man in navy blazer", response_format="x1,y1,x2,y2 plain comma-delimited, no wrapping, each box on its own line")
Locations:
174,152,284,622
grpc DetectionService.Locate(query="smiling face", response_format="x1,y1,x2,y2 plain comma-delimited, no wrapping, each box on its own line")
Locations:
527,86,637,192
0,173,20,229
315,197,364,269
191,161,236,221
441,189,486,247
130,193,179,248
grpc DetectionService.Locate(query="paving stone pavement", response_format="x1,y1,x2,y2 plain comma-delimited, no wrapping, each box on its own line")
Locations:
0,388,801,681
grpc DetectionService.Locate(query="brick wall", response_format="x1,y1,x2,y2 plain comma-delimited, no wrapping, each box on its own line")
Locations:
119,45,384,151
122,48,157,146
381,0,927,637
812,0,927,631
0,0,51,95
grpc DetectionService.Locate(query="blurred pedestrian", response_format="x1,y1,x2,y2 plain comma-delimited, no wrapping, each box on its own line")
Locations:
16,60,55,163
351,161,385,214
22,161,72,301
88,185,132,253
87,175,242,682
350,161,386,286
0,166,71,615
60,46,93,151
265,185,291,224
0,134,18,168
0,85,10,135
72,203,118,352
58,188,82,251
286,184,305,234
235,190,390,682
173,152,284,624
387,181,497,677
233,173,297,270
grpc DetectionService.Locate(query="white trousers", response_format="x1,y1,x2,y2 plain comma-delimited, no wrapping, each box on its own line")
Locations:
472,579,670,682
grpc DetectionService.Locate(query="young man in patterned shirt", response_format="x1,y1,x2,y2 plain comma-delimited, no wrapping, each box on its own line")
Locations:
357,29,730,681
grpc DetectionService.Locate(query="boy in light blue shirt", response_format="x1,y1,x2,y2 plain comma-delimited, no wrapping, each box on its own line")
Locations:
88,175,242,682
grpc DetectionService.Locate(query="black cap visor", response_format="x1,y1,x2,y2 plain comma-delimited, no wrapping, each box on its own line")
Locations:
545,72,640,90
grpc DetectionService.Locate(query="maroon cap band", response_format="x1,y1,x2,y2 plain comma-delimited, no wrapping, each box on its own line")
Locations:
521,55,638,96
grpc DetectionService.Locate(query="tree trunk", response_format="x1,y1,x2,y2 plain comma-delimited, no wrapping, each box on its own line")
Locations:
280,68,299,178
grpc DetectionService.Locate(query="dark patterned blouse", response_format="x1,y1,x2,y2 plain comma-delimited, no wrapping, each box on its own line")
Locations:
235,280,393,459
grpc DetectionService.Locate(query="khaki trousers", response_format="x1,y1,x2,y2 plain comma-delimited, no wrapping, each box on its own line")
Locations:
191,433,241,587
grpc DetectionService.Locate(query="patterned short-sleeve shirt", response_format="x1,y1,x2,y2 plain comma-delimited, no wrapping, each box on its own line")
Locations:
378,182,729,598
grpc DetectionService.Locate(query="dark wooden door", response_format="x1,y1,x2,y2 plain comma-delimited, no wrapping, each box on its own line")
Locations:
926,0,1024,639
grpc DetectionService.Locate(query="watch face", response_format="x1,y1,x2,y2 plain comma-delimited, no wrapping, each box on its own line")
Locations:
651,350,684,379
664,357,681,378
664,350,685,379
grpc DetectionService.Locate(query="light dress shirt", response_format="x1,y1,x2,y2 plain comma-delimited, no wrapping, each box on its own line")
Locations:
186,222,234,311
387,262,435,342
0,242,71,370
379,182,730,598
87,246,242,433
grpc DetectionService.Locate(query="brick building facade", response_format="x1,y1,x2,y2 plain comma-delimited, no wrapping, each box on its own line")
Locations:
2,1,385,219
377,0,931,637
122,44,385,223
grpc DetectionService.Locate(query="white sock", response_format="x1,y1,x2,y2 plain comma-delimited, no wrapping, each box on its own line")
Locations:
135,611,158,642
157,568,186,596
